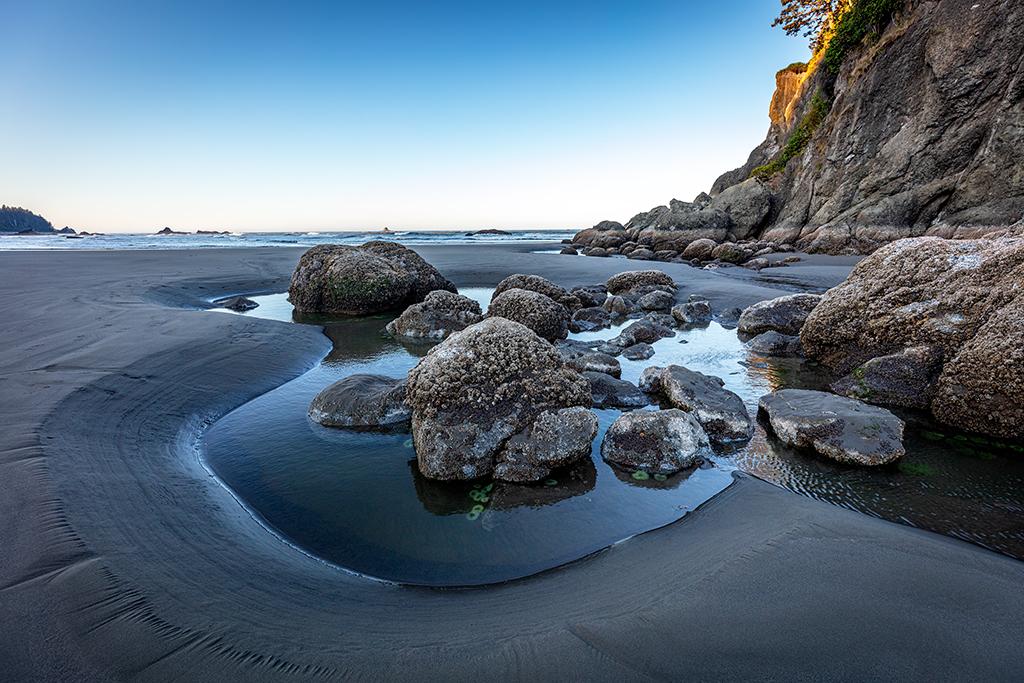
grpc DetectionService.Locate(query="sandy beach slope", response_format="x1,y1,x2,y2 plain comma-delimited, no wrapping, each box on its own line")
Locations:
1,244,1022,681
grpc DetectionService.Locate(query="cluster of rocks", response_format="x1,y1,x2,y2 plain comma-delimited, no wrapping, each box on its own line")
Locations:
304,258,753,481
734,288,908,466
565,180,804,270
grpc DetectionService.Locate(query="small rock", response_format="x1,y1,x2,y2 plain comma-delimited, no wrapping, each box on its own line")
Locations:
584,247,610,257
637,289,675,311
603,295,633,317
571,285,607,308
672,300,712,325
601,409,712,474
217,296,259,312
560,246,578,255
682,238,717,261
584,372,649,408
569,306,612,333
622,342,655,360
746,331,803,356
758,389,905,466
606,270,676,295
560,346,622,378
612,316,675,347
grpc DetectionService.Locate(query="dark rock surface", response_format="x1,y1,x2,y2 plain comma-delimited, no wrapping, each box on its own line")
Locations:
308,374,410,429
493,407,598,483
746,331,803,357
621,342,655,361
216,296,259,312
739,293,822,336
641,365,753,444
289,242,455,315
672,300,712,326
386,290,483,340
569,306,611,333
488,288,570,341
584,372,649,409
406,318,591,481
758,389,905,466
559,344,621,378
601,409,712,474
831,346,943,410
611,316,675,347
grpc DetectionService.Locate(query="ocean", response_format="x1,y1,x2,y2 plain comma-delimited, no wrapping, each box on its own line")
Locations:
0,229,576,251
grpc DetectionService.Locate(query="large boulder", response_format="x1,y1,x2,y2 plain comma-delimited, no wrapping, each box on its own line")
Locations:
488,288,569,341
572,220,625,247
758,389,905,466
682,238,718,261
493,407,599,483
386,290,483,340
289,242,455,315
492,274,580,310
601,409,712,474
309,374,410,429
406,318,592,481
637,289,675,311
606,270,676,296
801,237,1024,438
831,346,943,410
738,293,823,336
709,178,772,239
641,366,753,444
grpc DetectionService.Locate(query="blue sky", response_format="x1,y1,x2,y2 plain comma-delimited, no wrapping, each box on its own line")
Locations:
1,1,808,232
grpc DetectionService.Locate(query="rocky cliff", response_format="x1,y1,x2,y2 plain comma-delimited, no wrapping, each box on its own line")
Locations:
579,0,1024,257
717,0,1024,253
0,205,54,233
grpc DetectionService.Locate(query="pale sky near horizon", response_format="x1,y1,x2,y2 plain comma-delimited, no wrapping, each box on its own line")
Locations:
1,1,809,233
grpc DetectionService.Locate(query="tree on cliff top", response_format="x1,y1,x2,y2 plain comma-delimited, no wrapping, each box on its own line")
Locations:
773,0,851,51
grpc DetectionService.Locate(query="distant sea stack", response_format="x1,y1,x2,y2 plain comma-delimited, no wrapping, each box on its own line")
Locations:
580,0,1024,256
0,205,54,233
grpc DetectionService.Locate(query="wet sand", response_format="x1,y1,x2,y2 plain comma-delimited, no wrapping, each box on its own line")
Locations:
1,244,1022,681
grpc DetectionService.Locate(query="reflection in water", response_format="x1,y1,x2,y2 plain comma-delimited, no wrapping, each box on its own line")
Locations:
207,289,1024,582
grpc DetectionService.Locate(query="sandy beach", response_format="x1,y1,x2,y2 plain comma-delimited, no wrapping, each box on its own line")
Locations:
2,243,1023,681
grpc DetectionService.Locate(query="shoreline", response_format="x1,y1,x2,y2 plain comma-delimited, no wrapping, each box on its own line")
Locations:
2,245,1022,680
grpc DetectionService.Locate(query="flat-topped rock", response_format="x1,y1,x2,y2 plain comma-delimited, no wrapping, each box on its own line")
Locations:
738,293,823,336
746,331,803,357
758,389,905,466
309,374,410,429
606,270,676,295
584,372,649,409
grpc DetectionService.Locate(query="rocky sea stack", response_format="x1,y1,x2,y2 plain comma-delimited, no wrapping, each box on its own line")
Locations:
289,241,456,315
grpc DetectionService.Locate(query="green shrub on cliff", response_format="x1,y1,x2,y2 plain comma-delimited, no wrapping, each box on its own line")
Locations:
822,0,904,74
751,92,832,180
